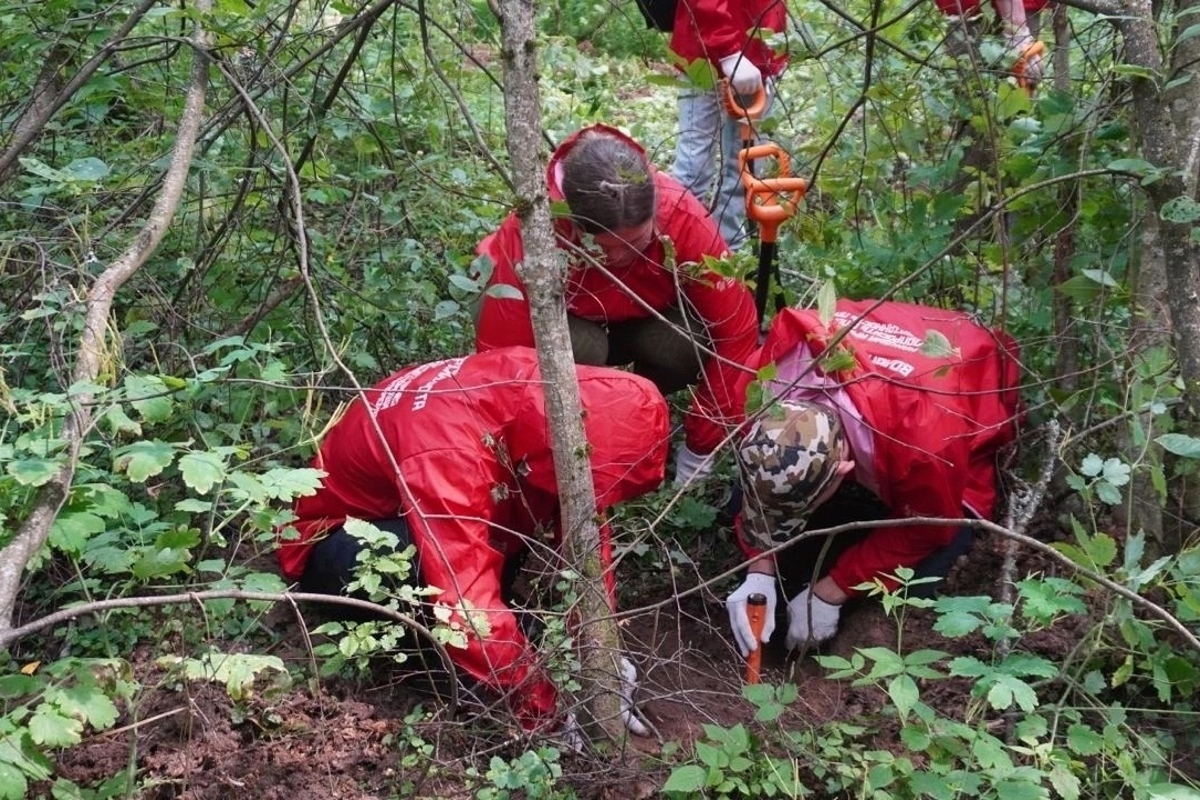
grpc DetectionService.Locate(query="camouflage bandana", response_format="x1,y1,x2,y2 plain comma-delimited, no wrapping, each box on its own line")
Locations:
738,400,846,549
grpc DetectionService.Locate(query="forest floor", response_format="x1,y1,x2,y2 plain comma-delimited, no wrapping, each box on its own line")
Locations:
47,517,1089,800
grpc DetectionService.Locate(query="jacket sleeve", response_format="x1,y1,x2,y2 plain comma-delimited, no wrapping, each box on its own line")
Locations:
474,216,537,352
401,450,558,729
680,271,760,454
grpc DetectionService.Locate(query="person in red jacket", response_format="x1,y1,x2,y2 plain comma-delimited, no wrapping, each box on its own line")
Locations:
277,347,669,735
667,0,789,250
722,299,1021,654
937,0,1049,88
474,124,758,485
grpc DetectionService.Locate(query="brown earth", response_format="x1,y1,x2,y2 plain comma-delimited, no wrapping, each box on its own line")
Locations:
42,522,1089,800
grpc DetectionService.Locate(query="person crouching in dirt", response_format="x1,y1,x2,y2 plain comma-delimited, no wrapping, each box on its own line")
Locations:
723,299,1022,654
473,124,758,487
276,347,668,739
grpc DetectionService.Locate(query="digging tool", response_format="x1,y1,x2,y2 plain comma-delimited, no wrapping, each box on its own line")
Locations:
743,592,769,684
721,81,807,329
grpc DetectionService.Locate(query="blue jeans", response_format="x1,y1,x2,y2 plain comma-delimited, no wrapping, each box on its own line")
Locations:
669,81,776,251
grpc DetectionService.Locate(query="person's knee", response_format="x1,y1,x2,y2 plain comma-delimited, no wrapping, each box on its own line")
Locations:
568,315,609,366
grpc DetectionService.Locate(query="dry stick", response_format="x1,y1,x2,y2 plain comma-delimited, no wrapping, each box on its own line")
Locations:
0,590,459,715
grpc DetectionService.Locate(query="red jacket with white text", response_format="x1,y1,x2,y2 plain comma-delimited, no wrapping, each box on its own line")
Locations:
737,299,1022,594
278,348,669,727
474,125,758,455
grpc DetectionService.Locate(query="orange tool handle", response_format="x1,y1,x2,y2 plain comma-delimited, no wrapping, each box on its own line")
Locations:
1014,40,1046,94
721,79,768,121
743,593,769,684
737,142,807,243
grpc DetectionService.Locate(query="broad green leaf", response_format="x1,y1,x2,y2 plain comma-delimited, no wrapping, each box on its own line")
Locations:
1147,783,1200,799
920,329,955,359
816,280,838,324
49,512,106,555
1157,433,1200,458
887,674,919,719
113,440,176,482
1066,723,1104,755
663,764,707,794
62,157,110,182
0,763,26,800
257,467,327,501
60,683,119,730
179,451,228,494
124,375,174,422
6,457,61,486
484,283,524,300
28,708,82,747
1159,195,1200,224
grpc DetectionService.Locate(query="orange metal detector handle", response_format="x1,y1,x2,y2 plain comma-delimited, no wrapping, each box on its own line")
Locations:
721,79,769,122
1013,40,1046,94
743,593,769,685
737,143,808,243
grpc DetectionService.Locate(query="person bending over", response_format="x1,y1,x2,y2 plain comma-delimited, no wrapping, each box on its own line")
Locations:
474,124,758,486
277,347,670,737
723,299,1021,654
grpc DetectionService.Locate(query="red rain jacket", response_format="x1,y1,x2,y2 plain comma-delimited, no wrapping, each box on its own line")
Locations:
670,0,789,77
474,125,758,455
934,0,1049,18
738,299,1021,595
278,348,668,727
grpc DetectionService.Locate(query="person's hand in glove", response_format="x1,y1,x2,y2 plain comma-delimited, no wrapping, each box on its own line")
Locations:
619,656,651,736
719,52,763,96
673,443,714,486
726,571,777,657
784,586,842,649
1003,24,1043,87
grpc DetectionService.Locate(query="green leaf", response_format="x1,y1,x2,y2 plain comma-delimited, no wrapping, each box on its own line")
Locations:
257,467,327,501
816,280,838,325
62,157,110,182
1160,196,1200,224
0,763,27,800
1157,433,1200,458
28,708,82,747
887,674,919,719
113,440,176,482
6,457,61,486
1066,723,1104,756
124,375,175,422
1147,783,1200,799
179,451,228,494
919,329,955,359
49,511,106,555
663,764,707,795
60,683,119,730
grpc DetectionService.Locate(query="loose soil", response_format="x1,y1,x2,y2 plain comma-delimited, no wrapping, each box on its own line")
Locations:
45,525,1083,799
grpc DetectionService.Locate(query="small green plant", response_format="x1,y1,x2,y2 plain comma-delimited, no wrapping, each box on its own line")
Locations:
469,746,575,800
662,720,805,799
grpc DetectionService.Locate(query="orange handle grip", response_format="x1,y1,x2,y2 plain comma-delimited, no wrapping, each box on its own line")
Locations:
1014,40,1046,94
721,79,768,121
743,593,769,684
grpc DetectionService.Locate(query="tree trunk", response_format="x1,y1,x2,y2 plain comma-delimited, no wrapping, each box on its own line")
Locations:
494,0,627,744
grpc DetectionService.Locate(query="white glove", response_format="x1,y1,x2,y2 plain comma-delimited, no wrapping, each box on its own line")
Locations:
726,572,778,657
784,587,842,649
673,443,714,485
559,712,586,753
719,52,763,96
619,656,650,737
1004,26,1043,87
